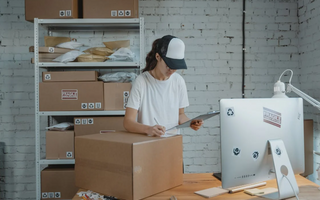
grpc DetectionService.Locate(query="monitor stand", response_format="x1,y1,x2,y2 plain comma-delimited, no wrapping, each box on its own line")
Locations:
262,139,299,200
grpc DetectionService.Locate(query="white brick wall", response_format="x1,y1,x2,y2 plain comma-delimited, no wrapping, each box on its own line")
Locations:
298,0,320,186
0,0,315,198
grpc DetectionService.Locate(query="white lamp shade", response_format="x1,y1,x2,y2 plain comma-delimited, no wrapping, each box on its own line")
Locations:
272,80,288,98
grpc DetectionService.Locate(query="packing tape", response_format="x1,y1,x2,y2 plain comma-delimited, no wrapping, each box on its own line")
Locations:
76,158,132,176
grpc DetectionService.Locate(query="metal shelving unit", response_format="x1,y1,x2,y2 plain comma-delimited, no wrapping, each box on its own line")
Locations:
34,18,144,200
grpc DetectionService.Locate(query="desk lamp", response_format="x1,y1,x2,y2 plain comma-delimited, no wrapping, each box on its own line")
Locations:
272,69,320,189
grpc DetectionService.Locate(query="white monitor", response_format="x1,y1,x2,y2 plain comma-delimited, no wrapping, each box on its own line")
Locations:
220,98,305,189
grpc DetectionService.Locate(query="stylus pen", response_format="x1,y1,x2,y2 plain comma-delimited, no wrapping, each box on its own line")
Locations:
154,117,160,125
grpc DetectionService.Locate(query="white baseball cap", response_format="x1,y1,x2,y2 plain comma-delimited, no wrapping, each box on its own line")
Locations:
158,35,187,70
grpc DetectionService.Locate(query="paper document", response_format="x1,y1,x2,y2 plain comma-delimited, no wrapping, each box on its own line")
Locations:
166,111,220,131
195,186,228,198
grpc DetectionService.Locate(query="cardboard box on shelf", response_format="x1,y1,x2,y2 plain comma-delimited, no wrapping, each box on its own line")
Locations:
29,46,73,54
41,165,78,199
46,131,74,159
75,131,183,200
25,0,78,22
42,71,99,82
83,0,139,19
74,116,125,137
39,82,104,111
104,83,131,110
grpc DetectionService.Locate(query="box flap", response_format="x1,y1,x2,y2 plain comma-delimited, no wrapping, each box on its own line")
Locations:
132,135,183,199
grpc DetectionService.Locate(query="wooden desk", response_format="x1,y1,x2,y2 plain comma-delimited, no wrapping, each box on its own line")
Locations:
73,173,320,200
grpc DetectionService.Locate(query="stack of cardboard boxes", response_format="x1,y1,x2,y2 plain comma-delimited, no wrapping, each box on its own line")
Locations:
25,0,139,21
41,71,131,199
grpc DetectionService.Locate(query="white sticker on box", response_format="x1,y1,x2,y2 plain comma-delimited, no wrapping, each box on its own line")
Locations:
55,192,61,198
123,103,127,109
75,118,81,125
88,103,94,109
59,10,66,17
111,10,117,17
66,152,73,158
125,10,131,16
44,74,51,80
82,119,87,125
118,10,124,16
48,192,54,198
42,193,48,198
88,118,94,124
81,103,87,109
123,91,129,103
66,10,72,17
61,89,78,100
48,47,54,53
95,102,101,109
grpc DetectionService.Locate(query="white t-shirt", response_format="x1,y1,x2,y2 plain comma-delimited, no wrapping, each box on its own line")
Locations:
126,71,189,130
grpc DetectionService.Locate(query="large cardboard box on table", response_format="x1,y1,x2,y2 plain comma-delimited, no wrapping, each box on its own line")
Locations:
83,0,139,18
75,131,183,200
42,71,99,82
25,0,78,22
46,131,74,159
104,83,131,110
41,165,78,199
74,116,125,136
39,82,104,111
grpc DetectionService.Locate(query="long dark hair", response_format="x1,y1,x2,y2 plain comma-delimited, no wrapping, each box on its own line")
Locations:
143,37,169,72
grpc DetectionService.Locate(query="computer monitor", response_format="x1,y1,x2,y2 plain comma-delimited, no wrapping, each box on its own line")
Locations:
220,98,304,190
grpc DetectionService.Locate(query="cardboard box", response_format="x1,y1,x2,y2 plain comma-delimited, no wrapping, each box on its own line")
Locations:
25,0,78,22
39,82,104,111
301,119,314,177
75,131,183,200
46,131,74,159
29,46,73,54
83,0,139,19
42,71,99,82
74,116,125,136
41,166,78,199
104,83,131,110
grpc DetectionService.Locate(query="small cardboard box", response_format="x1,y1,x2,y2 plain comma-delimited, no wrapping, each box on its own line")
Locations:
41,166,78,199
74,116,125,137
75,131,183,200
83,0,139,19
39,82,104,111
25,0,78,22
42,71,99,82
46,131,74,159
104,83,131,110
301,119,314,177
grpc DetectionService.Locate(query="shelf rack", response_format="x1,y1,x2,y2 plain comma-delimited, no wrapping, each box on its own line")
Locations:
34,18,144,199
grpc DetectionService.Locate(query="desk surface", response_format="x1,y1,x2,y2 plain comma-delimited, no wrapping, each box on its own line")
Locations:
73,173,320,200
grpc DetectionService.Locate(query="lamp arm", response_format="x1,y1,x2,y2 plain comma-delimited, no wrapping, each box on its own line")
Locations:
287,84,320,110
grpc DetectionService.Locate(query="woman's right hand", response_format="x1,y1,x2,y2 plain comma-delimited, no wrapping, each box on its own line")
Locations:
147,125,166,137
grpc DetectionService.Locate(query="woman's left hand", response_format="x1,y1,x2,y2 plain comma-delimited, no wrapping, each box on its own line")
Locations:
190,119,203,131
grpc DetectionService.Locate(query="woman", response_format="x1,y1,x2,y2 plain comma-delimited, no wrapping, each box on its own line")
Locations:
124,35,203,136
